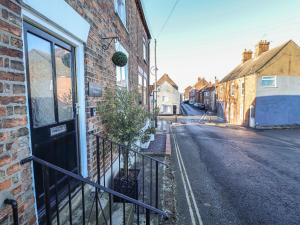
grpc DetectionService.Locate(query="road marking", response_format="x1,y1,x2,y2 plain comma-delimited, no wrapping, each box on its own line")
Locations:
172,130,197,225
172,128,204,225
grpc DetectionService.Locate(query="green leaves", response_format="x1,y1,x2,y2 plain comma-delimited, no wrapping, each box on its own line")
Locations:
97,88,149,146
112,51,128,67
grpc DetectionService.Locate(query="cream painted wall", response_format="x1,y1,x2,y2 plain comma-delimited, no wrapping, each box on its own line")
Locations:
157,81,180,114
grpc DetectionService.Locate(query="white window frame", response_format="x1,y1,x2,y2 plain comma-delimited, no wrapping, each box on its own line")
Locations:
115,0,127,27
261,76,277,88
240,81,245,96
22,7,90,178
115,41,129,89
230,83,235,96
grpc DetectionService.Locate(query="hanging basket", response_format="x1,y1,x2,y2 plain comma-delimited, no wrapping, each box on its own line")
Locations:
112,51,128,67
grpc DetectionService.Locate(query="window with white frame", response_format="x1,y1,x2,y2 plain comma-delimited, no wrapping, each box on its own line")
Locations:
138,67,148,105
143,72,148,104
143,37,147,62
115,0,126,26
115,41,128,88
240,81,245,96
230,83,235,96
138,72,143,104
261,76,277,88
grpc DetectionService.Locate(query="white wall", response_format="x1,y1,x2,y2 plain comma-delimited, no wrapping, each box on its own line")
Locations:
157,81,180,114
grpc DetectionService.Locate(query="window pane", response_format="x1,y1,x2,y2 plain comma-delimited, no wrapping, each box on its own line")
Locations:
55,46,74,122
116,66,127,87
27,33,56,128
116,0,126,25
262,77,276,87
143,77,147,104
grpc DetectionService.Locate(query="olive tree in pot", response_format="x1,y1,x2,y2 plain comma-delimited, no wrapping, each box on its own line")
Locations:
97,88,149,201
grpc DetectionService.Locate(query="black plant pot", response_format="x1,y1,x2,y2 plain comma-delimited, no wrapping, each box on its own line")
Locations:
113,168,140,203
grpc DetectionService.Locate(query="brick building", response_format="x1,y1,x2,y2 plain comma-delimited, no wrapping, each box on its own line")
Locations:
183,85,192,101
217,40,300,128
189,77,208,104
199,82,217,112
0,0,151,224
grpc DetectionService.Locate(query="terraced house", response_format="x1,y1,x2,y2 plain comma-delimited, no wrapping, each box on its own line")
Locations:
0,0,168,224
217,40,300,128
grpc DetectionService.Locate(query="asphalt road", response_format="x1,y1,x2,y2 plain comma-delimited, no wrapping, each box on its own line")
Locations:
171,117,300,225
181,103,205,116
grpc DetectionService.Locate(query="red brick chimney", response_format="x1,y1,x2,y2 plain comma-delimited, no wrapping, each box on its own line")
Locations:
242,49,253,63
255,40,270,57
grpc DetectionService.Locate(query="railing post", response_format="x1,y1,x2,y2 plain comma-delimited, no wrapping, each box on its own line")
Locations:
102,140,106,187
4,199,18,225
42,165,52,225
155,161,159,208
150,159,152,206
146,209,150,225
96,136,100,185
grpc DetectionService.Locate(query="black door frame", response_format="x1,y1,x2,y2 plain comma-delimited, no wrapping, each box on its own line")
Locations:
23,21,81,214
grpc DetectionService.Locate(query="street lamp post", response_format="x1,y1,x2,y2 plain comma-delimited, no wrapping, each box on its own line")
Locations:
154,39,158,127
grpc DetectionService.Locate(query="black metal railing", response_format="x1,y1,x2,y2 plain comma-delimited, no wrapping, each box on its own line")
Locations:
21,155,168,225
92,134,167,210
4,199,19,225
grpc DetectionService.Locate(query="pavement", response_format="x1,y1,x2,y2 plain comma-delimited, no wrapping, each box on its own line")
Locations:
171,103,300,225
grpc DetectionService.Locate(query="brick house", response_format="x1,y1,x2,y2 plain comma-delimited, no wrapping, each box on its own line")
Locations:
183,85,192,101
199,82,217,112
188,77,208,104
217,40,300,128
0,0,152,224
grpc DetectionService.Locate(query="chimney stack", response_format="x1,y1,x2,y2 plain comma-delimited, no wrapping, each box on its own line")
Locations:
255,40,270,57
242,49,253,63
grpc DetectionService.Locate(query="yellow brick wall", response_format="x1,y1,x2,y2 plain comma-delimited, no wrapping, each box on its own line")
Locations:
217,74,257,126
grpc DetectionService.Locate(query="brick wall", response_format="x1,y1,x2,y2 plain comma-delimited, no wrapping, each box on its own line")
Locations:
64,0,150,180
0,0,150,222
0,0,36,224
217,74,256,126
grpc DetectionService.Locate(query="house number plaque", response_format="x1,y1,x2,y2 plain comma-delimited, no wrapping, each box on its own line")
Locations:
88,82,102,97
50,124,67,136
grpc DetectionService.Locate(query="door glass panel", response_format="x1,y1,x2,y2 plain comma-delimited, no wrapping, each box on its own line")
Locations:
55,46,74,122
27,33,56,128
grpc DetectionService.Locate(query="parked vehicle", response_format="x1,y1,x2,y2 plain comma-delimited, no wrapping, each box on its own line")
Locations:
199,103,205,110
194,103,200,108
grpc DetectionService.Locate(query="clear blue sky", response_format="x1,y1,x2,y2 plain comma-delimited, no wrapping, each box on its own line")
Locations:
142,0,300,92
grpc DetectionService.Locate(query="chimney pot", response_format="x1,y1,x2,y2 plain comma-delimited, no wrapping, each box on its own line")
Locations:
242,49,253,63
255,40,270,57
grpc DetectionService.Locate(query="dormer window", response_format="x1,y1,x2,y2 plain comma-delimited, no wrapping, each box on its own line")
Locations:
115,0,126,27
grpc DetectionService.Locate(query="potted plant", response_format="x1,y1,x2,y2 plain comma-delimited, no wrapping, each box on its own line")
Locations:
149,126,156,142
97,88,149,201
112,51,128,67
140,129,151,149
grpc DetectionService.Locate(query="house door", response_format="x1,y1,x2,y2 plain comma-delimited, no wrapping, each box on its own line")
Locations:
24,23,79,214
